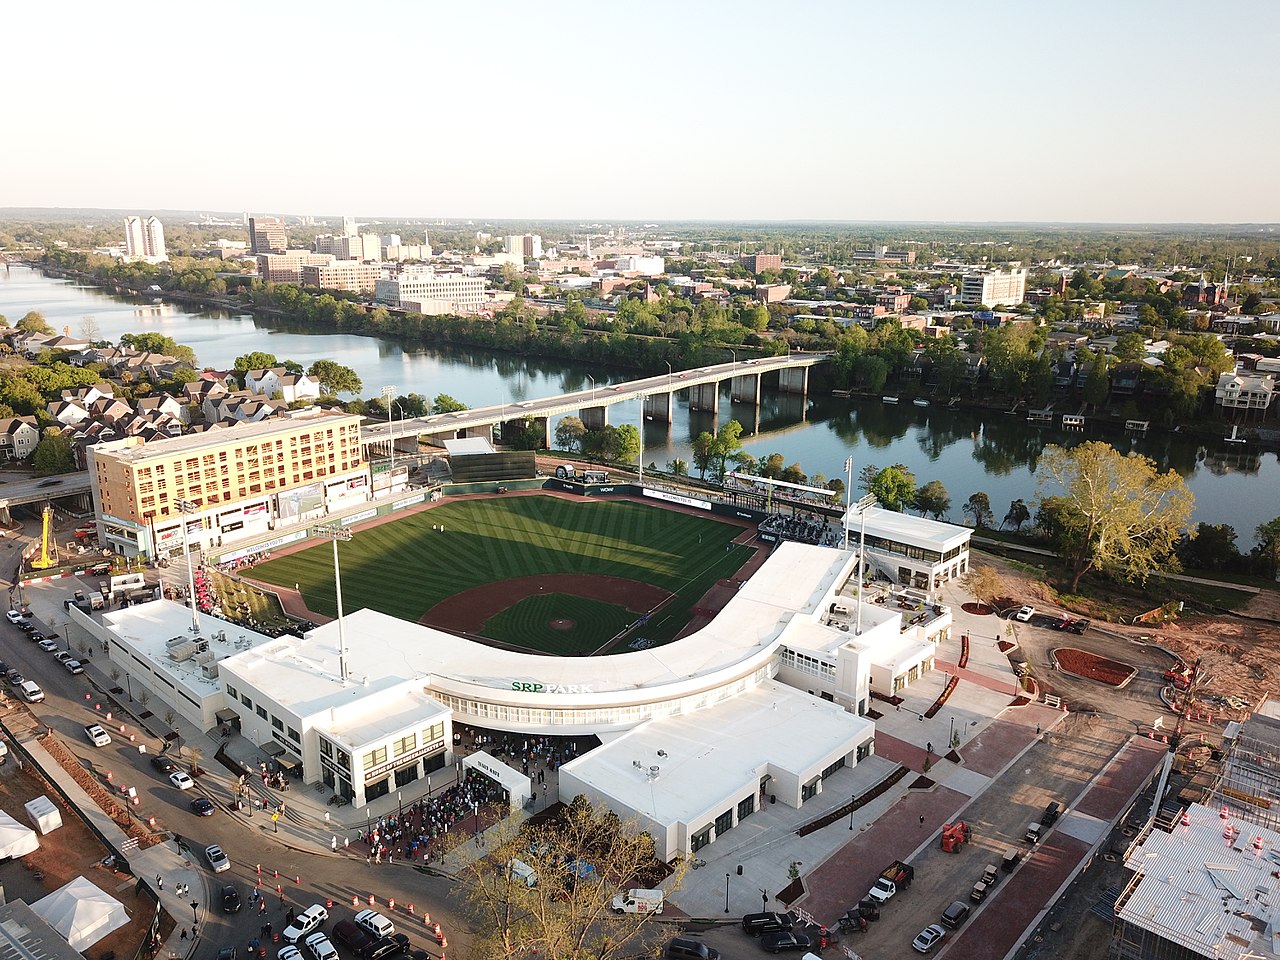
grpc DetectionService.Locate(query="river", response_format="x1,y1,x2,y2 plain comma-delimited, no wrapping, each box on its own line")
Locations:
1,264,1275,546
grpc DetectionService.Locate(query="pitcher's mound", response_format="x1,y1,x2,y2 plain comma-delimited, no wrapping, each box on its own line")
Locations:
549,619,576,631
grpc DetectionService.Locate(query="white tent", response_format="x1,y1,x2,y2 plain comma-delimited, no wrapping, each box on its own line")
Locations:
32,876,130,951
463,751,533,810
0,809,40,859
25,796,63,835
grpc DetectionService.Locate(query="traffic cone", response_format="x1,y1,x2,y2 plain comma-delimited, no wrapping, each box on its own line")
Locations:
388,899,395,911
352,896,359,907
368,895,375,906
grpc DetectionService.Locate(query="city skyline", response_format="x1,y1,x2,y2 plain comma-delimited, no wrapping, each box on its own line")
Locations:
5,0,1278,223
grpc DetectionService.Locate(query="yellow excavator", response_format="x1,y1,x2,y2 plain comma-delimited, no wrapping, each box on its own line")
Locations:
30,504,58,570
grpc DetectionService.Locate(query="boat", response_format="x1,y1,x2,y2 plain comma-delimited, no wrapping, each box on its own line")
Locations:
912,398,930,408
881,396,899,404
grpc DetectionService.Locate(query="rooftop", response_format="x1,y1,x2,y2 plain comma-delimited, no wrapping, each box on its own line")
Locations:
847,506,972,552
560,681,874,826
93,408,356,462
0,901,89,960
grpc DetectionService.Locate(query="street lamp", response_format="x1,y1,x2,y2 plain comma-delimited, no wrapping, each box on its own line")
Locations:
848,794,856,830
314,524,353,682
175,499,201,635
724,873,730,913
382,385,397,474
587,375,596,402
124,673,133,702
949,716,955,748
664,360,672,388
852,494,877,636
191,902,198,924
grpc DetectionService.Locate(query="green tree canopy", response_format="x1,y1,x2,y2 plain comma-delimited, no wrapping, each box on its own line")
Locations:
234,351,283,372
1253,517,1280,580
710,420,745,480
870,464,916,512
32,431,75,475
119,332,197,366
554,416,587,453
17,310,53,334
963,492,994,528
431,394,467,414
1002,498,1031,531
1113,332,1146,362
691,431,715,480
913,479,951,519
614,423,642,466
1036,441,1195,591
307,360,362,395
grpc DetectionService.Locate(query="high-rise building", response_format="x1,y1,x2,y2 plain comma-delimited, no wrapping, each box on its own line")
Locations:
960,268,1027,307
314,233,381,261
374,267,487,314
341,216,357,237
739,254,782,274
123,215,167,260
257,251,334,284
504,235,542,259
249,216,288,255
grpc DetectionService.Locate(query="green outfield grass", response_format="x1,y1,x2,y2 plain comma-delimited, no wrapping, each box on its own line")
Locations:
249,496,753,652
483,593,636,655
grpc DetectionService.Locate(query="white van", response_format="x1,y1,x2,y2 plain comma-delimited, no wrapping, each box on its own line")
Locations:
19,681,44,703
507,859,538,888
353,909,394,939
611,888,664,914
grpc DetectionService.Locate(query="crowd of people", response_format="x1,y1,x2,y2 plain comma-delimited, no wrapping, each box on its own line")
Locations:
758,511,839,546
354,768,510,864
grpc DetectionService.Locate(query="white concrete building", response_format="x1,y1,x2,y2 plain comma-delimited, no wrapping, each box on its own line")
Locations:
1215,371,1276,411
612,255,665,276
960,268,1027,307
844,506,971,591
123,216,167,262
375,268,487,314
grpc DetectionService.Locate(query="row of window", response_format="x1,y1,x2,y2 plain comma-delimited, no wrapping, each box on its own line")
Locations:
779,648,836,680
227,684,300,746
361,722,447,770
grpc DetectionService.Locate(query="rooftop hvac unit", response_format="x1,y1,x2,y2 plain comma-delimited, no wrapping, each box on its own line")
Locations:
201,661,220,680
648,765,661,781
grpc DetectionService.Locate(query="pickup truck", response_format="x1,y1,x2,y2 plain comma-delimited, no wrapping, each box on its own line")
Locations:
84,724,112,747
866,860,914,904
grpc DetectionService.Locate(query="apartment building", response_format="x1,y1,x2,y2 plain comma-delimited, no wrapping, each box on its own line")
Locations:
300,260,383,294
249,216,288,255
374,268,487,314
314,233,382,261
504,234,542,259
123,215,167,261
739,254,782,274
87,408,366,558
960,268,1027,307
257,251,334,284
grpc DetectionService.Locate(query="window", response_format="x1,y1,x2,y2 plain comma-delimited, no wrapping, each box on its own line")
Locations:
255,705,267,720
226,684,238,700
393,733,416,757
241,694,251,708
801,780,819,802
288,726,300,743
363,746,387,769
271,716,283,732
320,739,332,758
737,795,755,821
424,722,445,743
691,827,712,852
714,809,734,837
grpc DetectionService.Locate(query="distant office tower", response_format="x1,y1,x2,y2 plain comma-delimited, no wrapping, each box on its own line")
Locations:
123,215,167,260
960,268,1027,307
503,234,542,259
341,216,357,237
380,234,402,248
249,216,288,255
739,254,782,274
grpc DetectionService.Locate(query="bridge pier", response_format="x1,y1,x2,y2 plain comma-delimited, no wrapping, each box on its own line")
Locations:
689,382,719,415
580,406,609,430
779,365,809,398
462,424,494,445
730,373,761,406
643,392,673,423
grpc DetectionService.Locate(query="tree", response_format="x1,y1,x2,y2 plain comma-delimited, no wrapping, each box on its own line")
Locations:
1252,517,1280,579
1177,523,1240,572
119,332,197,366
432,394,468,414
32,431,75,475
691,432,715,480
233,351,282,372
1002,498,1030,532
962,565,1005,606
913,479,951,519
963,492,994,529
307,360,362,395
554,416,587,453
614,423,641,466
1036,441,1195,591
709,420,745,480
457,798,682,960
870,464,916,512
1113,332,1146,362
17,310,53,334
667,458,688,477
79,315,101,342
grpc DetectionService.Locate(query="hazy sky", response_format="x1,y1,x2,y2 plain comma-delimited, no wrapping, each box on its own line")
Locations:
6,0,1277,223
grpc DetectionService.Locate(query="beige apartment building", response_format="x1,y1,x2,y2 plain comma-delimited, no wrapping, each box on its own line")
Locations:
374,269,488,314
258,251,334,284
87,409,368,558
300,260,384,294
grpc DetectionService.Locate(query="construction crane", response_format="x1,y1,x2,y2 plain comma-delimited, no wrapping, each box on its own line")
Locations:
30,504,58,570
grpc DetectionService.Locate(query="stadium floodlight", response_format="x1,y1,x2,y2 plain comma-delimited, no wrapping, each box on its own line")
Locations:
315,523,354,681
382,385,397,473
851,494,877,636
175,498,202,635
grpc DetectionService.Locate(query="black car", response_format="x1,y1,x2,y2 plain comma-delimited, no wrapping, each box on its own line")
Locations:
5,671,24,686
37,478,62,488
191,796,216,816
742,913,793,937
150,756,177,774
221,885,241,913
361,936,408,960
331,921,374,956
664,939,720,960
759,931,813,954
941,900,971,928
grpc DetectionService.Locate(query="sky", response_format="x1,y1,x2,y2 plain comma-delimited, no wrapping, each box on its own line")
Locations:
5,0,1278,223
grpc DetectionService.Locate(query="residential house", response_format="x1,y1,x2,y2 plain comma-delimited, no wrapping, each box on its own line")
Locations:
1215,372,1276,413
181,380,230,406
244,368,321,403
62,383,116,405
47,398,91,426
86,396,132,423
1109,361,1143,396
0,417,40,460
203,391,288,424
32,334,91,356
1053,358,1078,390
136,394,190,424
959,351,986,382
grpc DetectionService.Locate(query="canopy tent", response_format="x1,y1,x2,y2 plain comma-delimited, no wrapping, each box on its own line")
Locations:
462,751,532,811
24,796,63,835
0,809,40,859
32,876,130,951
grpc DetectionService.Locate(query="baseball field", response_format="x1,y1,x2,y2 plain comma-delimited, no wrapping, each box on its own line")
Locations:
248,495,755,655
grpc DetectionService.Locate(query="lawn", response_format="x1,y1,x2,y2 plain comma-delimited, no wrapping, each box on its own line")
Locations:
483,593,637,654
249,496,752,651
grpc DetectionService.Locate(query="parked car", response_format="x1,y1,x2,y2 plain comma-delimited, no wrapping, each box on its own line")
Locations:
221,885,242,912
758,931,813,954
63,659,84,675
191,797,215,816
170,771,195,790
912,924,946,953
5,610,23,623
205,844,230,873
53,651,74,663
360,937,407,960
217,948,236,960
331,921,374,956
151,756,177,774
281,905,329,945
742,913,793,937
663,939,720,960
5,671,24,686
84,724,112,747
19,681,44,703
1015,605,1035,622
278,947,303,960
941,900,971,928
305,933,338,960
354,910,395,939
37,639,58,653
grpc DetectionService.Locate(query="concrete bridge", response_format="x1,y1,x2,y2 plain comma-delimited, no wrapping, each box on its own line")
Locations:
361,352,831,453
0,473,94,525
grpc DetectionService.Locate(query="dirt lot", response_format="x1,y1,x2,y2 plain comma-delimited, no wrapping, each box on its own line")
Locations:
0,750,170,960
